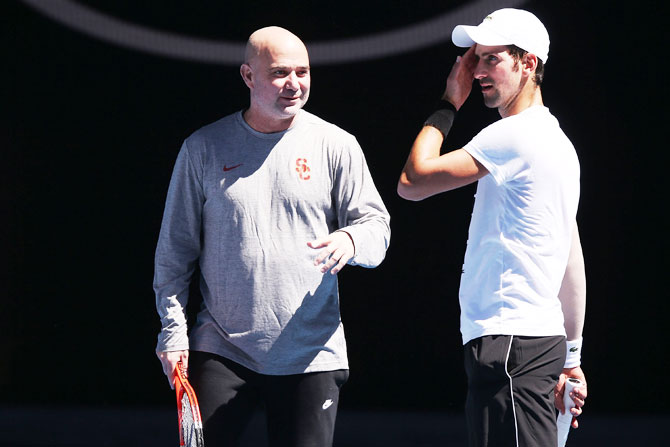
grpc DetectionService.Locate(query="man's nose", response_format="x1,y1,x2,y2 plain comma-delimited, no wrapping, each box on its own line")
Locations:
285,72,300,91
473,62,486,80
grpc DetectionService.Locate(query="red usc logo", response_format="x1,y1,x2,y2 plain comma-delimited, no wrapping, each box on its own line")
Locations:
295,158,311,180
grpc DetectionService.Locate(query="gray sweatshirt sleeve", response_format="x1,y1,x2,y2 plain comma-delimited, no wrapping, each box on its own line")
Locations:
153,141,204,352
332,135,390,267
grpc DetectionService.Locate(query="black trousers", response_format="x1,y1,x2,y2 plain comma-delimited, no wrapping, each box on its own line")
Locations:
464,335,566,447
188,350,349,447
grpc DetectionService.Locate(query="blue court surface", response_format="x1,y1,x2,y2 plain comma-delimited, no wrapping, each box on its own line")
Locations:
0,406,664,446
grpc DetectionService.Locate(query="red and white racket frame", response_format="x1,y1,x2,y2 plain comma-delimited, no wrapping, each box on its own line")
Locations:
174,360,204,446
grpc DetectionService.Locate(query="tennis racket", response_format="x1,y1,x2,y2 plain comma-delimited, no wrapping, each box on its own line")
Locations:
174,360,205,447
557,377,581,447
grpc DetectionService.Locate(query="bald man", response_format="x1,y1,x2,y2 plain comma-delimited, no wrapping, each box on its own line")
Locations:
154,27,390,446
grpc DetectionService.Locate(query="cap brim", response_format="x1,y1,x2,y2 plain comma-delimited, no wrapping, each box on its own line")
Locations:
452,25,514,48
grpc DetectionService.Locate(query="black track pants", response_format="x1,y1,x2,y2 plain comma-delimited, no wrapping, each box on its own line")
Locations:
464,335,566,447
188,350,349,447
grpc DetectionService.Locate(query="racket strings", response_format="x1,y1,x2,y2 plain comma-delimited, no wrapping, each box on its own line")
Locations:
181,393,199,446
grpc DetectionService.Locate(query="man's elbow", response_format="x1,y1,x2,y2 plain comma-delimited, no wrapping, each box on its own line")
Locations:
397,175,428,201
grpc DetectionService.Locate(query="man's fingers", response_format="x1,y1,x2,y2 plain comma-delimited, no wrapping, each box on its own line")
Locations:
307,238,327,250
309,232,354,272
319,250,341,273
316,247,352,274
326,249,353,275
314,247,334,266
309,238,333,265
157,350,189,390
157,356,175,390
451,47,475,75
463,45,477,65
570,397,583,429
180,351,189,373
575,385,587,400
330,255,349,275
570,387,586,411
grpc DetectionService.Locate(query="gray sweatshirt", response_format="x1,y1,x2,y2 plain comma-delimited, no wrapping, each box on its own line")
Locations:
154,110,390,375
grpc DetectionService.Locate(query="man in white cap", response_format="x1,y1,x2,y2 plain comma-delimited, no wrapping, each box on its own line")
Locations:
398,8,587,446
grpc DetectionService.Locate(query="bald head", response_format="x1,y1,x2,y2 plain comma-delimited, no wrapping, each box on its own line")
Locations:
245,26,308,66
240,27,311,133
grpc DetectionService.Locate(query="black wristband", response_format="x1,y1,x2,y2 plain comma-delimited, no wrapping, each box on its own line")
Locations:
423,100,457,137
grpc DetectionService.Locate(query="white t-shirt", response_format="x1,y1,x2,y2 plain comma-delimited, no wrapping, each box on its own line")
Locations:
460,105,580,345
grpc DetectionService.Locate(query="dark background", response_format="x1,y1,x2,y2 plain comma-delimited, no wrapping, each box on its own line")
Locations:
3,0,666,423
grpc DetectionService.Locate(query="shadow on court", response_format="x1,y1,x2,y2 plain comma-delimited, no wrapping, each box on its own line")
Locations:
0,406,664,446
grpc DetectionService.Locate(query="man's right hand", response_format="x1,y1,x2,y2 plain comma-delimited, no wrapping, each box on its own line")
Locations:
156,349,189,390
443,45,477,110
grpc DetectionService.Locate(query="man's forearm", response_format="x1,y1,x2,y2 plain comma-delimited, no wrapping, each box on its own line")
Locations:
558,223,586,340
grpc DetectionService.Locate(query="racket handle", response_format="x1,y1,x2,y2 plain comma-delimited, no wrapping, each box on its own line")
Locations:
557,378,581,447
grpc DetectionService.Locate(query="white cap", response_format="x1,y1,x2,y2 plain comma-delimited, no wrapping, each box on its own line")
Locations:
452,8,550,63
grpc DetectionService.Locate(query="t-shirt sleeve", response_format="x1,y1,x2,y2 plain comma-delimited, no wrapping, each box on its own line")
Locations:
331,134,391,268
463,119,527,186
153,139,205,352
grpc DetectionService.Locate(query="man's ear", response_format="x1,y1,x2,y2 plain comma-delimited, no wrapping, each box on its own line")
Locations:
240,63,253,88
522,53,538,76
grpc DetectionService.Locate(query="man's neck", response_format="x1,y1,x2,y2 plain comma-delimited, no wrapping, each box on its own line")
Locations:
243,108,298,133
499,86,543,118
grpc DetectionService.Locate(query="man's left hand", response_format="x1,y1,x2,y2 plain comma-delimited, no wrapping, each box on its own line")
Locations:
308,231,355,275
555,366,587,429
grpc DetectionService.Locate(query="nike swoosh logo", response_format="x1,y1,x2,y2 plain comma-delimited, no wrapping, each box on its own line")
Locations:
223,163,243,172
322,399,334,410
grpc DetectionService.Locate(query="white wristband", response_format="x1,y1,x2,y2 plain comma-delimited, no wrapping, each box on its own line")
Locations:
564,337,583,368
